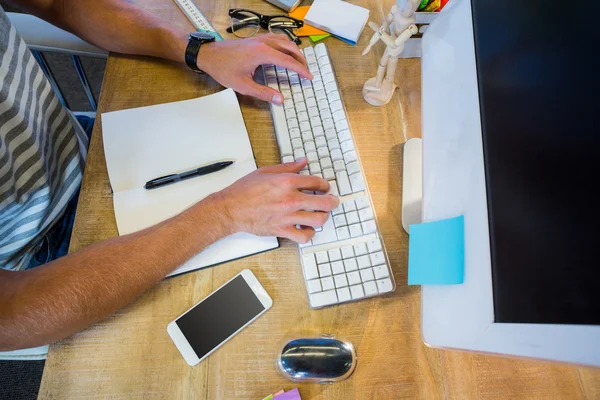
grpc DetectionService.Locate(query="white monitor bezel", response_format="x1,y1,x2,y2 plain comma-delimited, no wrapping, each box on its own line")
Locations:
420,0,600,367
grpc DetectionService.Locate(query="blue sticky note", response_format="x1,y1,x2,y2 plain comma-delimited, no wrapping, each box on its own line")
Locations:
408,216,465,285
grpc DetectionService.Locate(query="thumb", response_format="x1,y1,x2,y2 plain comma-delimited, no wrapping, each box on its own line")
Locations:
260,158,308,174
239,78,284,105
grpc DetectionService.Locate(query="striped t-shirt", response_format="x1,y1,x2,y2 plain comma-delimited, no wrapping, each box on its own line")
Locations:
1,8,88,271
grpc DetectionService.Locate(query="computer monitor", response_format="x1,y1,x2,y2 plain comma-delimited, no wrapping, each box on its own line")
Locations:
420,0,600,366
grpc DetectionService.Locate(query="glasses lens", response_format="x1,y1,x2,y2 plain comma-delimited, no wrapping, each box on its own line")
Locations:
268,17,299,38
230,11,260,38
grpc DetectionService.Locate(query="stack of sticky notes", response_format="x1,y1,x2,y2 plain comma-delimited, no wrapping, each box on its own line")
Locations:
304,0,370,45
262,388,301,400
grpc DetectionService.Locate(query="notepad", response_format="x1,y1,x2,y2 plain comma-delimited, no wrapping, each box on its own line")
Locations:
408,216,465,285
102,89,279,277
304,0,370,45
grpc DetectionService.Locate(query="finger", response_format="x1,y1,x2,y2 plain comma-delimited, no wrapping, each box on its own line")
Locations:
285,211,330,228
237,77,284,105
289,174,330,192
260,36,307,66
262,48,312,80
278,225,316,244
295,192,340,212
260,158,308,174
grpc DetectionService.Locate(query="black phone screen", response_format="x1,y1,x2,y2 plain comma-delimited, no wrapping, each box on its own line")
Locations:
175,275,265,360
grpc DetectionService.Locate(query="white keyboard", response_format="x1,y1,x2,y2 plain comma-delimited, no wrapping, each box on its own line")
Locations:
263,43,396,309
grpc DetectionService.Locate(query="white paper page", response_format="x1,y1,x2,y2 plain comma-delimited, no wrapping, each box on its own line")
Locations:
101,89,278,276
305,0,370,43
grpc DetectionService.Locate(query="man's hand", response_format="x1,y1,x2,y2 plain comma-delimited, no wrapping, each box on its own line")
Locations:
214,159,339,243
196,34,313,105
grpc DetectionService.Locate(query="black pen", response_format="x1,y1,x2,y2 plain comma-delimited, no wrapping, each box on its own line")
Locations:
144,161,235,190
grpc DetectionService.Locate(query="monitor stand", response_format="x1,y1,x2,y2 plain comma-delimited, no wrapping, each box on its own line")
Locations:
402,138,422,233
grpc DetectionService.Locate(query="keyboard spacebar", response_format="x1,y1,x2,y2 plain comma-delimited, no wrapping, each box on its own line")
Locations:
271,103,293,157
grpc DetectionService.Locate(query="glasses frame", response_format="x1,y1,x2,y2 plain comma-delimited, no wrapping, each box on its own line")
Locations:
227,8,304,45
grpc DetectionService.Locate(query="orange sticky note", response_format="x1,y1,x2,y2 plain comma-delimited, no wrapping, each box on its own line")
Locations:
290,6,329,37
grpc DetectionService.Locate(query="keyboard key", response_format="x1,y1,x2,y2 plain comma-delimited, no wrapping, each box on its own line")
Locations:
341,140,354,153
363,281,378,296
338,129,351,142
290,128,301,139
309,162,321,174
334,273,348,288
349,223,363,237
291,84,302,94
307,152,318,163
328,248,342,262
359,207,374,222
323,168,335,180
354,242,368,256
357,255,371,269
347,161,360,175
344,258,358,272
336,171,352,195
297,111,309,122
304,88,315,98
333,160,345,172
308,63,319,75
323,118,335,131
304,46,315,57
296,101,307,112
315,251,329,264
318,147,330,159
328,138,340,150
331,261,345,275
308,107,320,118
283,155,294,164
367,238,383,253
362,219,377,234
341,246,355,259
313,126,324,137
350,284,365,299
331,148,343,161
344,150,357,164
321,109,332,121
310,290,338,308
292,93,303,103
370,251,385,266
321,64,333,76
325,81,337,94
336,226,350,240
346,211,360,225
302,254,319,280
337,287,351,302
350,172,366,192
315,89,326,100
355,198,369,211
310,116,322,128
305,141,316,153
373,265,390,279
315,43,328,58
333,110,346,123
321,276,335,291
320,157,332,169
332,203,344,216
312,215,337,245
318,263,332,277
343,200,357,213
347,271,361,286
330,99,343,113
287,118,299,130
328,90,340,102
333,214,347,227
336,119,349,131
302,131,313,142
306,97,317,108
360,268,375,282
325,129,338,141
294,149,306,160
377,278,394,293
307,279,321,294
291,138,303,150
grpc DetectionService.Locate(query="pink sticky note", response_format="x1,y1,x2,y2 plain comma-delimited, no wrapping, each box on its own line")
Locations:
273,388,301,400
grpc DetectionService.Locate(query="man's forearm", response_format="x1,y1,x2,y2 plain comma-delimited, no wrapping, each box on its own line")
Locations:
0,193,232,351
12,0,188,63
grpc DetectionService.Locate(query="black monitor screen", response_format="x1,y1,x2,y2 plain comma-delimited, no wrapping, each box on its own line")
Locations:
471,0,600,324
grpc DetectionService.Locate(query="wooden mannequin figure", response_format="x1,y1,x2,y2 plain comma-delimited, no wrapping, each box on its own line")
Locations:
362,0,420,106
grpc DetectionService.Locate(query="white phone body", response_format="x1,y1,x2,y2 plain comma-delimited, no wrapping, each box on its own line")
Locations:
167,269,272,366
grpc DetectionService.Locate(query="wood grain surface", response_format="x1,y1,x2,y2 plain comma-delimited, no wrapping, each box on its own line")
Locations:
38,0,600,398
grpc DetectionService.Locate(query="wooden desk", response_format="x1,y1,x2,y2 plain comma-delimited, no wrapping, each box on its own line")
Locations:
38,0,600,398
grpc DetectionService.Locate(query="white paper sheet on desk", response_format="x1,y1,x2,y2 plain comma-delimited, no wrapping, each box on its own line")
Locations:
101,89,279,277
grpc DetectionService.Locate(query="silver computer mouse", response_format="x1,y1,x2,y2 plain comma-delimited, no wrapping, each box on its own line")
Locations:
277,335,357,383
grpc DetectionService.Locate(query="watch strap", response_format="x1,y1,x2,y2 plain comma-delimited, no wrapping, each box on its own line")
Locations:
185,36,203,73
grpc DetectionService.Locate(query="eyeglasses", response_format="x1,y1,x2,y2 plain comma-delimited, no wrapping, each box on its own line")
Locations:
227,8,304,45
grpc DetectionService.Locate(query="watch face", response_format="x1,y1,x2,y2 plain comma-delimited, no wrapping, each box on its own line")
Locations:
190,32,215,41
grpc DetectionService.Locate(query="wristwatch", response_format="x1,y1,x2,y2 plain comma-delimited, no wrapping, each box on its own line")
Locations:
185,32,216,73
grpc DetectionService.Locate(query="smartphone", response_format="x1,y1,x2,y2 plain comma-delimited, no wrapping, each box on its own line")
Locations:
167,269,272,366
